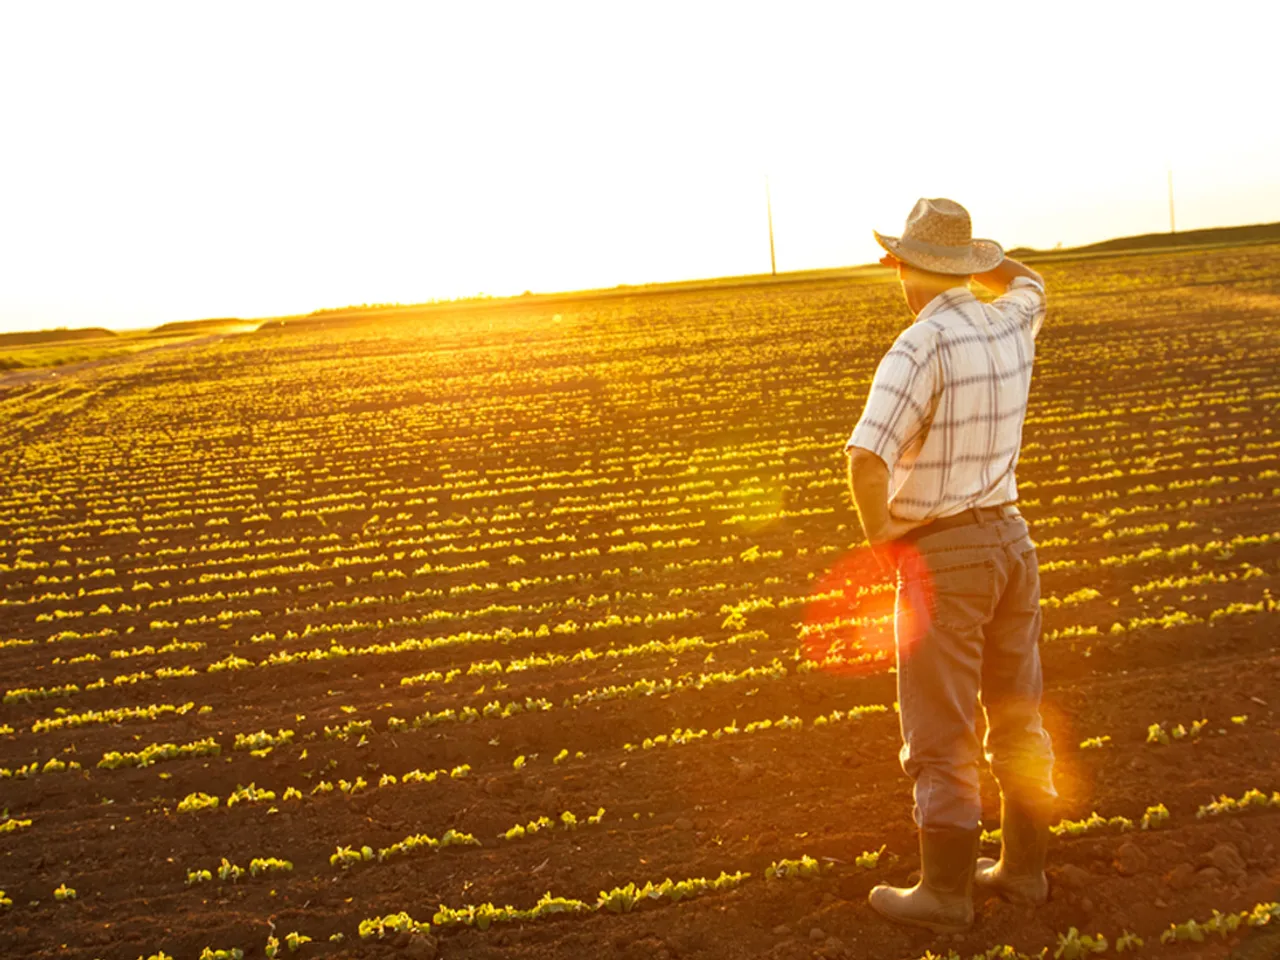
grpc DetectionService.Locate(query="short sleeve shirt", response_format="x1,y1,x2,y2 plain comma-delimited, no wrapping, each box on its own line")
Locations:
846,277,1047,522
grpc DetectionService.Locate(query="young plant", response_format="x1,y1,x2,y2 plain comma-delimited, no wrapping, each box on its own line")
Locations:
337,777,367,796
98,736,220,769
597,884,642,914
1160,919,1206,943
177,792,220,814
330,845,375,869
765,855,824,880
1053,927,1108,958
1196,787,1279,819
227,783,276,807
855,844,888,869
284,931,312,952
217,859,245,883
1201,909,1245,938
1140,803,1170,830
248,857,293,877
233,729,295,751
54,883,77,901
1114,930,1143,952
1051,811,1133,837
376,829,479,862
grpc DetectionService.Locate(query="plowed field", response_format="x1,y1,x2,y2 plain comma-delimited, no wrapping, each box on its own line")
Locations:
2,244,1280,960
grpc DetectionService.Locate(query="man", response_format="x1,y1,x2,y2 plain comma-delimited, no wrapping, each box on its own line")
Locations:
845,198,1057,933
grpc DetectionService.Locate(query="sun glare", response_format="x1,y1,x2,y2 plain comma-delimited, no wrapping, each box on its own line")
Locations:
0,2,1277,331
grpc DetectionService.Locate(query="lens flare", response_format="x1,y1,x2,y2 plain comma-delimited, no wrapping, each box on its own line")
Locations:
801,542,932,675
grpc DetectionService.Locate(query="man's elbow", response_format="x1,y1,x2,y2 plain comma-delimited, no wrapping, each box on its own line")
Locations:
846,447,887,481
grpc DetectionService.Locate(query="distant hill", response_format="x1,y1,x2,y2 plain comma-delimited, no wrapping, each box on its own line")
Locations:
1008,221,1280,258
147,317,248,337
0,327,118,347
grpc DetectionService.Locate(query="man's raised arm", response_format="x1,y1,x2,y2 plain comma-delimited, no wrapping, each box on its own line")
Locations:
971,256,1043,296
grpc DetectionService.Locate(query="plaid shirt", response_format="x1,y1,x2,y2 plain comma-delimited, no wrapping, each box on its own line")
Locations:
846,277,1047,522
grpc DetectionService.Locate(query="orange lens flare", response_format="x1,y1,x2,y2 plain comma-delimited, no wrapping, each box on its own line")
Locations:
801,543,932,675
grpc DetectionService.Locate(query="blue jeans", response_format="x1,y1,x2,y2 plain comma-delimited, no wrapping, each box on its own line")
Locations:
893,513,1057,830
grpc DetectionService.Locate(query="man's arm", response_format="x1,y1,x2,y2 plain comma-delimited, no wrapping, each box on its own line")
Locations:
971,256,1043,296
847,447,925,546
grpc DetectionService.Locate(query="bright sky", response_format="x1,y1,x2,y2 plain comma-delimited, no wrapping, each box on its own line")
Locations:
2,1,1278,332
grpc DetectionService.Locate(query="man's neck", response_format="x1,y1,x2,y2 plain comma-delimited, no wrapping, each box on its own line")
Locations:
908,282,969,317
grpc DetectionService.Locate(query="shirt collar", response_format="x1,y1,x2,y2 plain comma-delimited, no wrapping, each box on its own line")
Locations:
914,285,976,324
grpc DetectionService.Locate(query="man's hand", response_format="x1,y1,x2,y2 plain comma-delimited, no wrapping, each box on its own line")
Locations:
866,515,928,576
971,256,1043,296
869,515,926,546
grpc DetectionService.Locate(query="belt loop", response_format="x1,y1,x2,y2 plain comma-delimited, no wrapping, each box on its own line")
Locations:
971,506,984,526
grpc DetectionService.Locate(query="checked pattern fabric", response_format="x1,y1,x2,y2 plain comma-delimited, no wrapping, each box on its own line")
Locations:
846,278,1047,522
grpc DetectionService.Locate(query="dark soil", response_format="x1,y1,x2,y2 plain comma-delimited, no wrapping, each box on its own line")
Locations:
2,245,1279,960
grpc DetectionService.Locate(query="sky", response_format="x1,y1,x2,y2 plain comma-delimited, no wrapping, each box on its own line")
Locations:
2,1,1278,332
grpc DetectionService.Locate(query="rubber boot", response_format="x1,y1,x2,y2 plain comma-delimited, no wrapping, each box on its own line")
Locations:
867,826,980,933
974,798,1050,904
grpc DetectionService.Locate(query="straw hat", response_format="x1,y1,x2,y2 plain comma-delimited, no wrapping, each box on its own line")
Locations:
873,198,1004,276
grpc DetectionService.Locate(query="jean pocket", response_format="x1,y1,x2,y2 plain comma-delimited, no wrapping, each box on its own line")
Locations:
925,558,997,630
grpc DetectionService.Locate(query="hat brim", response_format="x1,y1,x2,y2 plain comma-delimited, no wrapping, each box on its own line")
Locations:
873,230,1004,276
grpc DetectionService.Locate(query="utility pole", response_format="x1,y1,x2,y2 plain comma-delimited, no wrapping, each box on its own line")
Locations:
765,176,777,276
1167,168,1176,233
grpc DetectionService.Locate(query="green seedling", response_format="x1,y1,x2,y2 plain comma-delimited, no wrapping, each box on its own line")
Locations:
1140,803,1170,830
330,845,375,869
177,792,219,813
765,855,824,879
1053,927,1107,958
217,859,245,883
284,931,311,952
1115,930,1143,952
855,844,888,869
249,858,293,878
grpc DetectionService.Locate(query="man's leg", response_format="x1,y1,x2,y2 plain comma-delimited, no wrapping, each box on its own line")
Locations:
896,564,987,830
868,552,991,933
976,534,1057,903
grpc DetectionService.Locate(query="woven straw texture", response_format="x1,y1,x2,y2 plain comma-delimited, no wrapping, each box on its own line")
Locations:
874,198,1003,275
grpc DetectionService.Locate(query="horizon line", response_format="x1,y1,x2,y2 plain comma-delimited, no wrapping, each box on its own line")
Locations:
8,217,1279,338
